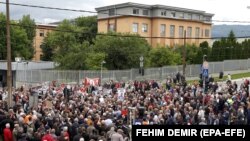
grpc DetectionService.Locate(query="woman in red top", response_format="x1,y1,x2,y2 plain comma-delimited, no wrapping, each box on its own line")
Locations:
3,123,13,141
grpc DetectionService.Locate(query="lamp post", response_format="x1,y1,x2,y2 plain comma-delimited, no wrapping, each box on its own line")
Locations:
139,56,144,76
15,57,22,88
100,60,106,85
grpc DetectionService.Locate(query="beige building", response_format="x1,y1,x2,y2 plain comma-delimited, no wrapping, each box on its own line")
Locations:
95,2,214,47
33,24,57,61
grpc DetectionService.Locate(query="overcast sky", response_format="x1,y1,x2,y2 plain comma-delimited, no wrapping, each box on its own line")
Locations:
0,0,250,24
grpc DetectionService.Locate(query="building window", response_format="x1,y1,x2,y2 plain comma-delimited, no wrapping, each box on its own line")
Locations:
187,13,192,19
170,25,175,37
160,24,166,36
109,9,115,16
132,23,138,33
179,26,184,38
199,15,203,20
197,15,200,20
205,29,210,37
205,17,211,22
133,9,139,15
171,12,176,18
187,27,192,37
142,23,148,32
161,11,167,16
39,30,44,37
143,10,149,16
179,13,184,18
108,24,115,32
201,29,203,37
195,27,200,38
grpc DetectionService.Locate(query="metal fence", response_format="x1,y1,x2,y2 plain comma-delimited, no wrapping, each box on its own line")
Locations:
16,59,250,86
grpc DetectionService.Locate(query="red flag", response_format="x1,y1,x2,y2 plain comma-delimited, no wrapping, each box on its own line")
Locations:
84,77,100,86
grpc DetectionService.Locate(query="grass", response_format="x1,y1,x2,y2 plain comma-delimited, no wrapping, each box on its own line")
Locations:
187,72,250,84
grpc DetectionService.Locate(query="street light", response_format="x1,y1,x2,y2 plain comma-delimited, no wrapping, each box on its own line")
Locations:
100,60,106,85
15,57,22,88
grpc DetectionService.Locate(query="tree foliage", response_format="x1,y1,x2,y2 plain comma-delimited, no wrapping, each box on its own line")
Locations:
93,33,150,70
149,47,182,67
40,16,249,70
0,13,34,60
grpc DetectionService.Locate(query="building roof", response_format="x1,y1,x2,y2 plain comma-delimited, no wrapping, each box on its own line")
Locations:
95,2,214,16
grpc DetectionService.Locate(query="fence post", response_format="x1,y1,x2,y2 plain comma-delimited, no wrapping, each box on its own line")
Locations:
212,63,215,74
130,69,133,81
78,70,81,85
190,65,192,77
40,70,42,83
223,61,225,72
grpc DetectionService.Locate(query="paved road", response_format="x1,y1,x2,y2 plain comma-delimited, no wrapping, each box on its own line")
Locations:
218,77,250,91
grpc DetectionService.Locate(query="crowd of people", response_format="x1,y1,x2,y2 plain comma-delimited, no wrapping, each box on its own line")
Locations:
0,73,249,141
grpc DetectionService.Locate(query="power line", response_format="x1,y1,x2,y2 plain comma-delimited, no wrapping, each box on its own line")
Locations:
0,1,97,14
1,2,250,24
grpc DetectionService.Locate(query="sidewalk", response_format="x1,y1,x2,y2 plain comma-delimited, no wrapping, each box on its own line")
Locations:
186,70,250,81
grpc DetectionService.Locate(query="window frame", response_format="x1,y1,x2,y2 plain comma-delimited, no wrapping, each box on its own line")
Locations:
132,23,139,33
142,10,149,16
179,26,184,38
142,23,148,33
133,9,139,15
160,24,166,36
161,11,167,16
109,9,115,16
205,29,210,37
187,27,192,37
170,25,175,37
195,27,200,38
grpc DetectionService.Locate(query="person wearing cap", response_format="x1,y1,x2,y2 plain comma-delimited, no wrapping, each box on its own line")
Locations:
110,129,124,141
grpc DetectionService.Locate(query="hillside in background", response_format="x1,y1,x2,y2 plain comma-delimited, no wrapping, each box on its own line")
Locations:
212,25,250,38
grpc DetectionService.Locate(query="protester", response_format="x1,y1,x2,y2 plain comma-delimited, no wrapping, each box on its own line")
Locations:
3,123,13,141
0,76,249,141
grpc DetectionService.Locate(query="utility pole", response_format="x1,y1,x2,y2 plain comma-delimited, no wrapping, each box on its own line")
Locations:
183,30,186,77
6,0,13,107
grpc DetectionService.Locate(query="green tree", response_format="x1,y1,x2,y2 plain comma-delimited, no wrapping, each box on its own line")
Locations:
40,33,56,61
241,39,250,59
195,41,211,63
0,13,33,60
18,15,36,59
227,30,237,46
19,15,36,42
94,33,150,70
174,44,200,64
75,16,97,44
149,47,182,67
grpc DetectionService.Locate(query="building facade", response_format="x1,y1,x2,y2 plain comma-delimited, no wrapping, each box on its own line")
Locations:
95,2,214,47
33,24,57,61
